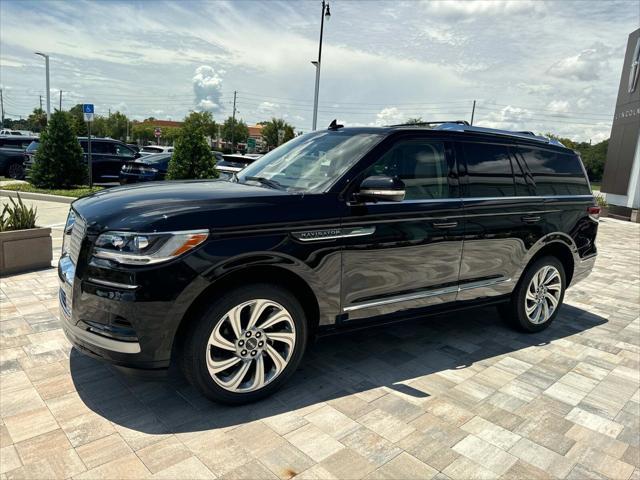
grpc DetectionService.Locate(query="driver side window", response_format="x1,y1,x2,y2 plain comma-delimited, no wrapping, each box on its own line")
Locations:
366,140,450,200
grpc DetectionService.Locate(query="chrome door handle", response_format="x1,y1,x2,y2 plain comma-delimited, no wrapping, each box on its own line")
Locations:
432,221,458,229
521,215,542,223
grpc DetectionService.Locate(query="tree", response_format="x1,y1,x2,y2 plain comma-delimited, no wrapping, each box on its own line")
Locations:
405,117,424,124
26,108,47,132
261,118,295,149
221,117,249,148
29,110,86,188
68,104,89,136
166,112,217,180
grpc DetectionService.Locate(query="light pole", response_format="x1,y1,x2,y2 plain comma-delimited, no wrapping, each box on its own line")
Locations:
311,1,330,131
34,52,51,121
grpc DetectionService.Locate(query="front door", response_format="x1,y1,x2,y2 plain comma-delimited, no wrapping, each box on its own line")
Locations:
341,136,464,321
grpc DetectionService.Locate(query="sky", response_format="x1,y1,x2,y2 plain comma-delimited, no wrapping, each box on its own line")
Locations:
0,0,638,142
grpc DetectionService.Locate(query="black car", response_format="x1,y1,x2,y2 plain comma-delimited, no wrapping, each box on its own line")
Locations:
58,121,599,404
0,135,38,179
25,137,139,183
119,152,171,184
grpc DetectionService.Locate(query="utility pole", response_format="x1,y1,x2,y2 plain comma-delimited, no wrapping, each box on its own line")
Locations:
470,100,476,126
0,89,4,128
312,1,331,131
34,52,51,121
39,95,43,111
59,90,62,110
231,90,237,152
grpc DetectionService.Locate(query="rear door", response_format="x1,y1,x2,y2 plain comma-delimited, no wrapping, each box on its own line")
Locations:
457,140,545,301
341,134,464,320
516,146,596,258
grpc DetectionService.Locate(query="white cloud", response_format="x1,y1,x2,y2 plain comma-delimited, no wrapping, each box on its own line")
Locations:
422,0,545,19
192,66,224,113
546,100,570,113
372,107,405,126
547,43,612,81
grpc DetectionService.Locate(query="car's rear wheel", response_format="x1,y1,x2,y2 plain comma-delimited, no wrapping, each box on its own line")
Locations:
6,162,24,180
499,256,566,332
181,284,308,404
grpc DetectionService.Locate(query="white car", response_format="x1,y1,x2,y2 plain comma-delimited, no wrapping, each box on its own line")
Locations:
139,145,174,156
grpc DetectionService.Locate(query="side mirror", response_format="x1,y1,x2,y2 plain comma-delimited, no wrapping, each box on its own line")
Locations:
357,175,405,202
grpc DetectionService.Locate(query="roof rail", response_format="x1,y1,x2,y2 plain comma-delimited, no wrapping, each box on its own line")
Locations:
434,123,565,146
387,120,470,127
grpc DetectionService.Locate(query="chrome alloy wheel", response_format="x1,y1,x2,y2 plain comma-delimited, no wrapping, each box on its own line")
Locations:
206,299,296,393
525,265,562,324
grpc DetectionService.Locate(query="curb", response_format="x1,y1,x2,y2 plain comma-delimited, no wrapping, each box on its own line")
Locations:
0,189,75,204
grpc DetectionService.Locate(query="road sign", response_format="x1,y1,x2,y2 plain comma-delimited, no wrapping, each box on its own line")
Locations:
247,138,256,151
154,127,162,138
83,104,94,122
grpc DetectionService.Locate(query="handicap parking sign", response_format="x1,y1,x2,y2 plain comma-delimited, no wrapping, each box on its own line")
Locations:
83,104,94,122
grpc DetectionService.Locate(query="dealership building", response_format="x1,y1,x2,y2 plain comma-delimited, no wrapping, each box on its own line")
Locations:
602,28,640,222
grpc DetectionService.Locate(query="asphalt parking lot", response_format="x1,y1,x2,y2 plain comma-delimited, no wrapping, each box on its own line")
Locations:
0,201,638,479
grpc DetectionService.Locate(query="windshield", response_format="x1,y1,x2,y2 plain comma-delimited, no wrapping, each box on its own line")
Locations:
26,141,39,152
237,131,383,193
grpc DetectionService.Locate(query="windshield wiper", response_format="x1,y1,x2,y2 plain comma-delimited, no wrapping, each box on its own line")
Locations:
244,176,285,190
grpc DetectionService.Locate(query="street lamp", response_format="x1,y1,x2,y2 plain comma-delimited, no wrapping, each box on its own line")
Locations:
311,1,331,131
34,52,51,121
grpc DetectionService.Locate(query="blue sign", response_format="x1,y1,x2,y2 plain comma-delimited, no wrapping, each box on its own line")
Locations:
83,104,94,114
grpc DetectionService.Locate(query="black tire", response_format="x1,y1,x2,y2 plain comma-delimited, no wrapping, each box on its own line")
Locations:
6,161,25,180
499,256,566,333
181,283,308,405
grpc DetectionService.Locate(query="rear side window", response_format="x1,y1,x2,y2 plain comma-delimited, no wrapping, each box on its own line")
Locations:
462,143,514,197
92,142,116,155
519,147,590,195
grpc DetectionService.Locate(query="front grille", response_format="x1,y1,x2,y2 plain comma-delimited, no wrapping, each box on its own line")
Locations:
68,215,86,263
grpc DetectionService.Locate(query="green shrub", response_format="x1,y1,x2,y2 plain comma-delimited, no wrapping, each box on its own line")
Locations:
595,193,608,208
0,194,37,232
29,110,87,188
167,113,218,180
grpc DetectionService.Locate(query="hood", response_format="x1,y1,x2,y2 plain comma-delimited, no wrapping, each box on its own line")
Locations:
72,179,294,232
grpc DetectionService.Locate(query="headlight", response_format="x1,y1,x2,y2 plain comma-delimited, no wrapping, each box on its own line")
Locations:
93,230,208,265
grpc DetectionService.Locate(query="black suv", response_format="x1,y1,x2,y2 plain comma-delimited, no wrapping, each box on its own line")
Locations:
0,135,38,179
25,137,139,183
59,122,599,404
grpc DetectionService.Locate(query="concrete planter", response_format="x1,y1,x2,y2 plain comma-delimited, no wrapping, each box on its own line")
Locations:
0,227,52,276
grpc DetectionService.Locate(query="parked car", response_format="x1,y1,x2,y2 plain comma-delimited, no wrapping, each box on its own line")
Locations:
119,153,171,184
0,135,38,179
0,129,23,136
25,137,140,183
58,121,599,404
215,153,261,179
127,144,140,153
139,145,173,156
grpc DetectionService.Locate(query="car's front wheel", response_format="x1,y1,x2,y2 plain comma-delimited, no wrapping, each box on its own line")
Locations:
6,161,24,179
181,284,308,404
500,256,566,332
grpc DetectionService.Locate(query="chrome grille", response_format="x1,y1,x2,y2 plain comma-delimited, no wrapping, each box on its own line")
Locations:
68,215,86,263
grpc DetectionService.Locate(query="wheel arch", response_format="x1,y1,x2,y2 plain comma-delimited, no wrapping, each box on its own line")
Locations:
522,236,576,287
172,264,322,362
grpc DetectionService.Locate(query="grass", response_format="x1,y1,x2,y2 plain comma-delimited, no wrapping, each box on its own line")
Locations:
591,182,601,191
1,183,104,198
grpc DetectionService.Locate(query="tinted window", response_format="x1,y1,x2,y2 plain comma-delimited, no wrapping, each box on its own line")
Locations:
462,143,514,197
92,142,116,155
0,138,32,149
115,144,135,157
511,152,535,196
519,147,590,195
26,141,39,152
366,140,450,200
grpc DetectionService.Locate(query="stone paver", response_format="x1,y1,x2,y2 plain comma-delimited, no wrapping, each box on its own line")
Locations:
1,203,639,479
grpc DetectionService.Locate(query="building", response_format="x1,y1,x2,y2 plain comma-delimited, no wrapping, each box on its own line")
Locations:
601,28,640,222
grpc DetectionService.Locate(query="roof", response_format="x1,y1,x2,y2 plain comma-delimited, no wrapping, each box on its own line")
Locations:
139,120,183,128
248,125,263,138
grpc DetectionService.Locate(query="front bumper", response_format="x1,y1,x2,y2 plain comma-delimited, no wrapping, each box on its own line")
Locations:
58,249,204,371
